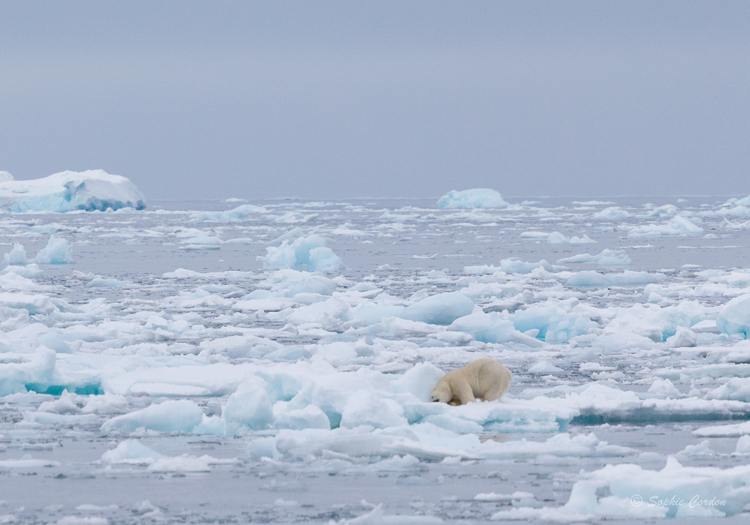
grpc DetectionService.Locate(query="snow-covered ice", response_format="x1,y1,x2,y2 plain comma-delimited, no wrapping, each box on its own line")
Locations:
0,194,749,523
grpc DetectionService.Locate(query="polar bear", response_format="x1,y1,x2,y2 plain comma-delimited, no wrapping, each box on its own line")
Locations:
430,358,511,405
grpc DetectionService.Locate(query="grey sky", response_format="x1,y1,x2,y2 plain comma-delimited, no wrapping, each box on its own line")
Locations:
1,1,748,201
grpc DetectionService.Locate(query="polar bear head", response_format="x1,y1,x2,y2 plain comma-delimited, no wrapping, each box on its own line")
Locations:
430,381,452,403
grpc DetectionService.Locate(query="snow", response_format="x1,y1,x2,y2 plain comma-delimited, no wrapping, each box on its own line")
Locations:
436,189,508,209
0,170,145,212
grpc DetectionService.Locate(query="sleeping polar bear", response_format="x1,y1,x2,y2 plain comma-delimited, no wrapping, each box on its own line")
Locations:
430,358,511,406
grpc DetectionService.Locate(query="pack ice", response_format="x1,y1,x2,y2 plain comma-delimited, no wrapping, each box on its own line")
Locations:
1,193,750,522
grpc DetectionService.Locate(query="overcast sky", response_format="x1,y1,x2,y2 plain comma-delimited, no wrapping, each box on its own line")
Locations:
1,1,749,201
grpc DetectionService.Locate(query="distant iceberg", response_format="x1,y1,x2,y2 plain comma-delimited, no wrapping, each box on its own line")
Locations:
437,188,509,209
0,170,146,212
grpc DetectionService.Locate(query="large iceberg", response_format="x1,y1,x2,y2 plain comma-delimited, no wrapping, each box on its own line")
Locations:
0,170,146,212
437,188,508,209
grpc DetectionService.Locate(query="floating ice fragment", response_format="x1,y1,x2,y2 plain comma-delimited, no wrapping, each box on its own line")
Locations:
274,404,331,430
100,400,204,434
391,363,445,403
592,207,631,220
528,361,564,375
717,294,750,337
101,439,165,464
3,243,28,265
626,216,704,238
33,236,73,264
565,270,660,288
0,347,56,396
0,454,60,468
437,188,508,209
647,379,681,399
340,390,408,429
665,327,697,348
557,249,630,267
57,517,109,525
190,204,261,222
520,231,548,239
260,234,344,272
547,232,597,244
734,435,750,454
465,258,555,275
401,292,474,325
222,378,274,433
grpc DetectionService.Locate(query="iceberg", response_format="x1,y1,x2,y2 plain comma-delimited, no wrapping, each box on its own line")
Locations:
437,189,508,209
0,170,145,212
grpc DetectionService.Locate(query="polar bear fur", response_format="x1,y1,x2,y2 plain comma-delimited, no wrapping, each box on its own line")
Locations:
430,358,511,406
